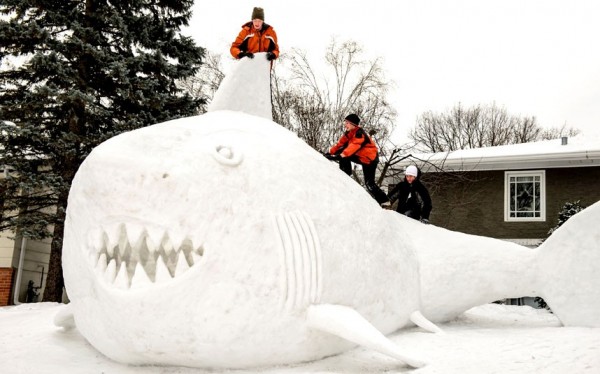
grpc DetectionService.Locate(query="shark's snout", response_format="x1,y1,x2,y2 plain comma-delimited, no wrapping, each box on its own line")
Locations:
90,223,205,289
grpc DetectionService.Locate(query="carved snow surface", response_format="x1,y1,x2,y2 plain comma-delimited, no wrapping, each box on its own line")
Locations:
91,223,204,289
275,211,323,311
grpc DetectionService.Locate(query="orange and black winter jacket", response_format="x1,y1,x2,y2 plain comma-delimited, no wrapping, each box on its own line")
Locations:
230,22,279,59
329,126,378,165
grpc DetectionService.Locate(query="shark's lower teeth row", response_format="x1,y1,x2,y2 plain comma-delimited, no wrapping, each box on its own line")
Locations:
91,227,204,289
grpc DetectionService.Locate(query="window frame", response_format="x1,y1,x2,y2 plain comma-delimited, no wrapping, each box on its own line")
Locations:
504,170,546,222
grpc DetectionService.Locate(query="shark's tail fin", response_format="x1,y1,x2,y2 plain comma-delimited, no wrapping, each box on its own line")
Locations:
536,200,600,327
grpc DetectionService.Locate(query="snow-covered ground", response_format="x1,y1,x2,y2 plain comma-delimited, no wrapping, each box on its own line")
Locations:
1,302,598,373
2,49,598,374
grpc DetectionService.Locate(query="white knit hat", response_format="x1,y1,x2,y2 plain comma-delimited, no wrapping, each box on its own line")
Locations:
405,165,418,177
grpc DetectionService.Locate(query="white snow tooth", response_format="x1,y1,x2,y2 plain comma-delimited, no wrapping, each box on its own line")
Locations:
155,256,172,283
161,234,175,255
174,252,190,277
102,232,115,258
102,223,121,254
180,237,194,254
195,244,205,257
145,235,157,254
117,223,128,254
105,259,117,283
113,264,130,289
95,253,108,274
191,252,203,266
189,234,203,249
131,263,152,289
146,229,164,253
189,237,204,257
126,223,145,251
168,229,186,253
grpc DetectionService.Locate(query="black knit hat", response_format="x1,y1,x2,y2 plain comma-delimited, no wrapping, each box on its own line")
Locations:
251,7,264,21
345,114,360,126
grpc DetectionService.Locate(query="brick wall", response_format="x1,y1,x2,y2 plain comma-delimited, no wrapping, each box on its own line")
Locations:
0,267,15,306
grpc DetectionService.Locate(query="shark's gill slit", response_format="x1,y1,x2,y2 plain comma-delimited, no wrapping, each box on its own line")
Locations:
297,211,322,303
275,211,322,311
275,214,295,311
283,213,304,309
287,213,309,307
93,224,204,289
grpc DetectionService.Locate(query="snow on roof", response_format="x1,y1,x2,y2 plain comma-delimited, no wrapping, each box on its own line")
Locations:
403,135,600,172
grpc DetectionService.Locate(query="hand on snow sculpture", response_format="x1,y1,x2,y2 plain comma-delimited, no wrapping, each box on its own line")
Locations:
323,152,341,161
266,52,276,61
238,51,254,59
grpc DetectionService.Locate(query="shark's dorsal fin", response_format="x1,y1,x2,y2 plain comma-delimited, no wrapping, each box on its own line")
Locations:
306,304,426,368
409,310,445,334
207,52,272,120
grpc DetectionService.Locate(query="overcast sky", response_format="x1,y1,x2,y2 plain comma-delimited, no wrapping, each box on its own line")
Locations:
186,0,600,143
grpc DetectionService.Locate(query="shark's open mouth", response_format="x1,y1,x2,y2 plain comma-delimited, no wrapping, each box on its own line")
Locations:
91,223,204,289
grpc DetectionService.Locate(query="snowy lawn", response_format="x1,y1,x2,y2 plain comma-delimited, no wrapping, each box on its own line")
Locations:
1,302,598,374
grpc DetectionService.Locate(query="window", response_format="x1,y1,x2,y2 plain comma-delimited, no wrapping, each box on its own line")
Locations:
504,170,545,222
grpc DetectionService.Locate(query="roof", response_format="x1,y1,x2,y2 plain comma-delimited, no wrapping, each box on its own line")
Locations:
400,135,600,172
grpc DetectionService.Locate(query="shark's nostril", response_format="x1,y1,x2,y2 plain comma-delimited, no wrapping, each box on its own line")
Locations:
213,145,243,166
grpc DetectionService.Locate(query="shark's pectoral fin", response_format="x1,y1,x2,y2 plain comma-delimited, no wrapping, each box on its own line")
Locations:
306,304,426,368
410,310,445,334
54,303,76,330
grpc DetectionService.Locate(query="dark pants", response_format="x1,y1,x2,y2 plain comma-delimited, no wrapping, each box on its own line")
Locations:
339,156,390,205
401,209,421,220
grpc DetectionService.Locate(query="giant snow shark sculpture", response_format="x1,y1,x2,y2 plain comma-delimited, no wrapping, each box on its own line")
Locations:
57,55,600,370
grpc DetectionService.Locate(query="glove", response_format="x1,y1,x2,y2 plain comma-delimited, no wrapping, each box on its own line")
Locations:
238,52,254,59
266,52,276,61
324,153,341,161
420,218,430,225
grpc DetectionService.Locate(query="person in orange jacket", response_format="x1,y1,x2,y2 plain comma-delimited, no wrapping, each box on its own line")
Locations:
230,7,279,61
324,114,391,208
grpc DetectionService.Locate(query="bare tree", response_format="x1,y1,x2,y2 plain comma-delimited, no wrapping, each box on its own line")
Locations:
409,103,549,152
539,122,580,140
410,102,582,153
177,50,225,114
271,39,397,153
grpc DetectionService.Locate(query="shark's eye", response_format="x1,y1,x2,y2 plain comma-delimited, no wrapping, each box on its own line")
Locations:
212,145,243,166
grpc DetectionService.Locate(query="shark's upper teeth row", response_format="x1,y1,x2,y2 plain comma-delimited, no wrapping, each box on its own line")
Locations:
88,223,204,290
